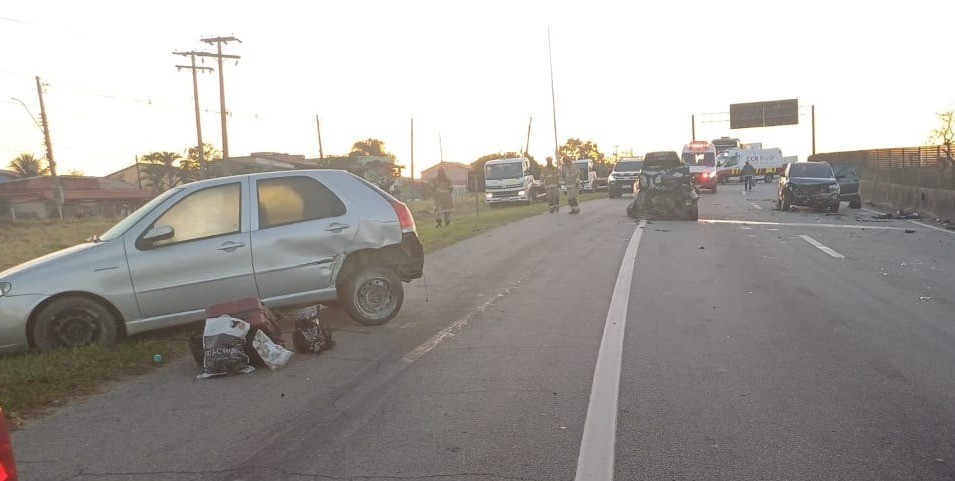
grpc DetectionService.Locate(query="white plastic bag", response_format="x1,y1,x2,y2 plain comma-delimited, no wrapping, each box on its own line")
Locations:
196,316,255,379
251,329,294,370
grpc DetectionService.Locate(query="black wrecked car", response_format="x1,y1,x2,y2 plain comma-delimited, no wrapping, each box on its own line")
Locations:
832,165,862,209
627,151,699,220
778,161,841,212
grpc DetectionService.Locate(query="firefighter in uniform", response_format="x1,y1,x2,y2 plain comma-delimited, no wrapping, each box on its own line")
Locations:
562,156,581,214
431,166,454,227
541,157,561,213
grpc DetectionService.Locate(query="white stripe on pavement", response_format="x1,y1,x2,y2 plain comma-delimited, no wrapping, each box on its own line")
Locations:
751,203,763,210
574,219,646,481
799,234,845,258
699,219,916,231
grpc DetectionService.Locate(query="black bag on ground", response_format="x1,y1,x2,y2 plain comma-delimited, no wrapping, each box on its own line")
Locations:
196,316,254,379
291,305,335,354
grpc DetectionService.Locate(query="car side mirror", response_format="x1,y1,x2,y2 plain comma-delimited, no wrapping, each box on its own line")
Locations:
142,225,175,245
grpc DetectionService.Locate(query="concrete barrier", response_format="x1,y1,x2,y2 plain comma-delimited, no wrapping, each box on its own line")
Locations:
861,179,955,221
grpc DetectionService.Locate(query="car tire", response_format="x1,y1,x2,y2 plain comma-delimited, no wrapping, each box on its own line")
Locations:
31,295,119,351
340,266,404,326
764,174,773,183
626,201,638,219
830,202,840,213
849,196,861,209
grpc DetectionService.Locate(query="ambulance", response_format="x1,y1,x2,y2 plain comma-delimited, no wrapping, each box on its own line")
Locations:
715,147,786,184
681,140,719,192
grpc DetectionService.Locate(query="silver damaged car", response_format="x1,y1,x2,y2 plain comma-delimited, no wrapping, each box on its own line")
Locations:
0,170,424,354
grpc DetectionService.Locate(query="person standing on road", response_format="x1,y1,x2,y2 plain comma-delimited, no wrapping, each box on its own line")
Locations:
431,166,454,227
562,156,581,214
541,157,561,213
742,160,756,192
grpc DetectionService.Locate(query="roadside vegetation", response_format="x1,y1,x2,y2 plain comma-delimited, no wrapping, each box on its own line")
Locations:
0,193,604,427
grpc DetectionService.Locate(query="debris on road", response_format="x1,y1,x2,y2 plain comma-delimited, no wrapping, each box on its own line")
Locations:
196,316,255,379
699,246,706,250
919,296,933,302
654,229,672,232
251,330,294,370
871,210,921,220
290,305,335,354
904,229,916,234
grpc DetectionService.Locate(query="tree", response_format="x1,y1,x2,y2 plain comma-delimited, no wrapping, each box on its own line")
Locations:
180,143,224,181
930,110,954,171
350,138,396,161
139,151,183,194
8,153,49,177
558,138,611,177
67,169,85,176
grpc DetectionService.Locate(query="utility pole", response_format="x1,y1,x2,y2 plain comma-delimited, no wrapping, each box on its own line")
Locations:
548,26,560,160
439,133,444,162
691,114,696,141
811,104,816,156
524,117,533,156
36,76,61,219
198,36,241,161
315,115,324,161
410,118,415,183
174,51,214,178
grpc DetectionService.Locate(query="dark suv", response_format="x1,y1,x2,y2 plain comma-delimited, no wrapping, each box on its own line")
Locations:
778,161,841,212
832,165,862,209
608,159,643,198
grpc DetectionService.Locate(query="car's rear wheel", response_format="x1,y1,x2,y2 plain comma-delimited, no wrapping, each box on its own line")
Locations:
31,295,119,351
849,196,861,209
830,201,840,213
341,266,404,326
764,174,774,183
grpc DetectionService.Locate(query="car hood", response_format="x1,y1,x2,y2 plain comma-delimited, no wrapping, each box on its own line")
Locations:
788,177,836,185
0,242,104,280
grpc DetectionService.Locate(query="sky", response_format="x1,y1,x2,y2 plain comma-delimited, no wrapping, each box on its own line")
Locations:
1,0,953,178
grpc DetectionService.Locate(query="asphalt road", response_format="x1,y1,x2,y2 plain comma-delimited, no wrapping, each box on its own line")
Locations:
12,181,955,481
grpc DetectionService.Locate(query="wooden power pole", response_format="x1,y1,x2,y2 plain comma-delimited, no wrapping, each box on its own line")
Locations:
36,76,61,219
174,51,214,178
197,36,241,161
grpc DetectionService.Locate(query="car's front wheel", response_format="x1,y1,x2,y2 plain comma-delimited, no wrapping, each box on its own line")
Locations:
31,295,119,351
340,266,404,326
849,196,861,209
830,201,840,213
764,174,774,183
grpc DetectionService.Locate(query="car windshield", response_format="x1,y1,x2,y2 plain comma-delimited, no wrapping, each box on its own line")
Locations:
484,163,524,180
832,165,856,177
99,188,181,241
789,163,834,178
615,161,643,172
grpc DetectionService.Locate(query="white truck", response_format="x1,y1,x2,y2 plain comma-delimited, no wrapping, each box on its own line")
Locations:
573,159,598,193
715,147,786,184
483,157,542,206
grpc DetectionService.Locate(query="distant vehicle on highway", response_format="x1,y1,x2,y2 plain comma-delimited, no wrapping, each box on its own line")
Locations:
832,165,862,209
0,170,425,354
483,157,543,206
777,161,841,212
574,159,598,193
682,141,719,192
608,158,643,198
716,147,785,184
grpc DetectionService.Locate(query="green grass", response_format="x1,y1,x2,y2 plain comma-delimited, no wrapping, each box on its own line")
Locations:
0,194,606,427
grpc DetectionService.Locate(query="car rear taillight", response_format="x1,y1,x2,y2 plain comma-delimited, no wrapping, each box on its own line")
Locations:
390,199,416,233
0,408,17,481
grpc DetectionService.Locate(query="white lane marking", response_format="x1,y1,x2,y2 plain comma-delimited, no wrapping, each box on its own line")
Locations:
799,234,845,258
574,220,645,481
908,219,955,235
750,203,763,210
699,219,915,231
863,207,955,235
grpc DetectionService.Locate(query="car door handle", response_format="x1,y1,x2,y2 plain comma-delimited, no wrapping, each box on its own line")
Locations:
217,241,247,251
325,223,350,233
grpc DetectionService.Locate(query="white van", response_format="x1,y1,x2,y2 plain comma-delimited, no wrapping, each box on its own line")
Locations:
573,159,598,192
